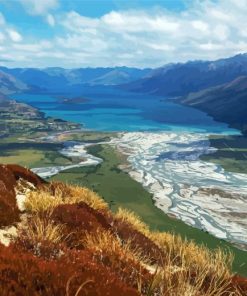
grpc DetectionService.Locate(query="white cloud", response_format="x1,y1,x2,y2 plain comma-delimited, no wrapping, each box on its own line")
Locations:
7,29,22,42
148,17,180,32
19,0,58,15
13,40,52,52
0,32,5,42
18,0,58,28
46,14,55,26
62,11,99,31
53,1,247,67
191,20,209,33
199,42,223,51
147,43,175,51
0,12,23,58
1,0,247,67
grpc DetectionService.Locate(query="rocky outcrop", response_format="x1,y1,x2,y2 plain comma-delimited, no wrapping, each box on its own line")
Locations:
0,164,45,226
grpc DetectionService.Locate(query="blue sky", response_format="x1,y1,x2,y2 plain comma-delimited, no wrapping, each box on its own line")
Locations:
0,0,246,68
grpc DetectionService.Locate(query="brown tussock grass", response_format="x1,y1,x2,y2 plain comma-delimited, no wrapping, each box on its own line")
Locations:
115,207,150,236
19,216,64,244
17,183,243,295
83,229,153,294
149,263,242,296
63,185,108,211
49,182,108,211
18,215,65,257
24,182,108,214
24,190,63,214
83,229,150,266
114,208,240,295
151,231,233,277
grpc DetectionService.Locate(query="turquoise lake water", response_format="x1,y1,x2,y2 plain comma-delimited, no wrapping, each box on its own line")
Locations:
12,86,239,134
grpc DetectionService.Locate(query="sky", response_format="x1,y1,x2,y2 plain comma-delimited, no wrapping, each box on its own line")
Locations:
0,0,247,68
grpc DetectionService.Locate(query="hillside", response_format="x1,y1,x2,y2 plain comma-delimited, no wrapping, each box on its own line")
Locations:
0,70,28,95
0,164,247,295
0,92,80,138
0,92,38,116
123,53,247,97
177,76,247,134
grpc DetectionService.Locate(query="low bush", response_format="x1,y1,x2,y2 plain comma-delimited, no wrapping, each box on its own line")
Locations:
0,244,139,296
48,182,108,211
17,216,65,258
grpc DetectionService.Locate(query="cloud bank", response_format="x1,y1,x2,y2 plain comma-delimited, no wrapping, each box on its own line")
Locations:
0,0,247,67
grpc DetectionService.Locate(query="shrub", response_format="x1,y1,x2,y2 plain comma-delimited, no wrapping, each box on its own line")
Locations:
115,208,150,236
51,202,111,248
0,166,20,226
0,243,140,296
17,216,65,258
24,183,108,215
24,190,63,214
48,182,108,211
83,229,152,294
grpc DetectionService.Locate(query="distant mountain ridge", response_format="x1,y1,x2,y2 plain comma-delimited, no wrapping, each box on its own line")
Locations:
2,53,247,95
177,75,247,134
0,70,28,95
123,53,247,97
0,66,151,92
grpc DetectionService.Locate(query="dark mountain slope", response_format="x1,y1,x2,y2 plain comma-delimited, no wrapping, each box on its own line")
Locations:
0,70,28,95
177,76,247,134
123,54,247,97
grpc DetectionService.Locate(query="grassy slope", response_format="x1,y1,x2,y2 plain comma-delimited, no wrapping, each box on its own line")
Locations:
0,140,73,168
0,131,112,168
51,144,247,276
60,131,113,142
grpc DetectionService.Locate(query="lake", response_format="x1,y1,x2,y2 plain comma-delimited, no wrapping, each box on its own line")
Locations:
12,85,238,134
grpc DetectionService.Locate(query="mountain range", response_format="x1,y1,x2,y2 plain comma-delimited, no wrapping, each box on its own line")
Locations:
0,66,150,93
123,53,247,97
2,53,247,96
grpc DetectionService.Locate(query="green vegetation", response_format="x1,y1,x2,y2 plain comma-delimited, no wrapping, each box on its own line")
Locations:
0,97,81,168
0,130,114,168
201,135,247,174
0,106,79,138
0,142,73,168
52,144,247,276
60,131,114,142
